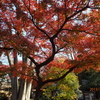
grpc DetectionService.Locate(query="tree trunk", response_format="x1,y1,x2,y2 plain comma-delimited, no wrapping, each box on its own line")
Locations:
7,51,18,100
7,52,32,100
17,80,26,100
10,76,18,100
10,79,32,100
17,80,32,100
25,80,32,100
34,86,41,100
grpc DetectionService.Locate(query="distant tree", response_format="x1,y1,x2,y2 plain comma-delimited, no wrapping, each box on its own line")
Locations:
79,69,100,90
43,67,81,100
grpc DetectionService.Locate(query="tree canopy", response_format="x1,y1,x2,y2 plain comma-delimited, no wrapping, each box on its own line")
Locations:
0,0,100,100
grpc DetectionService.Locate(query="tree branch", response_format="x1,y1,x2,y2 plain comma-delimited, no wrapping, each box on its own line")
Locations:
37,38,56,68
28,38,56,68
52,5,89,39
0,47,13,50
55,43,68,53
62,29,99,36
42,64,78,86
28,56,39,66
22,0,50,39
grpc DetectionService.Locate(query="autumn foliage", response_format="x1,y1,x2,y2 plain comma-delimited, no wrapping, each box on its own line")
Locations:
0,0,100,100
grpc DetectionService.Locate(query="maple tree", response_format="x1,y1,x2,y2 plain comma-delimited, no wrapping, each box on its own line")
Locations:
0,0,100,100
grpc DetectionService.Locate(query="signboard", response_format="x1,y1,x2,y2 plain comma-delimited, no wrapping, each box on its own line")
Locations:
90,88,100,91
